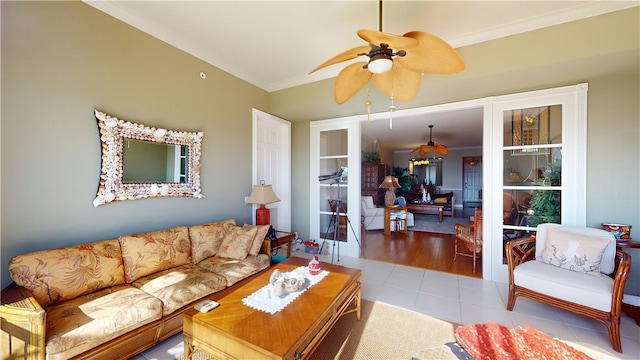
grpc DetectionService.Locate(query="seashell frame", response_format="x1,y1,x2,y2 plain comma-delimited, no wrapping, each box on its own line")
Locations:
93,110,204,206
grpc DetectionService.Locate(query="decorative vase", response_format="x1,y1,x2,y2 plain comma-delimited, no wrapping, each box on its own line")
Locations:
384,189,396,207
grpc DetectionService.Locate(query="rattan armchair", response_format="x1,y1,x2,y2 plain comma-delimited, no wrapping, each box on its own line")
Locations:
505,225,631,353
454,207,482,272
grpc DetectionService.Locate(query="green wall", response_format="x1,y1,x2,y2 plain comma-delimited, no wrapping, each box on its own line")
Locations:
1,1,269,287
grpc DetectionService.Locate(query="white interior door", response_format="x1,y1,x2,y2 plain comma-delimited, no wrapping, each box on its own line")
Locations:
252,109,291,231
463,162,482,203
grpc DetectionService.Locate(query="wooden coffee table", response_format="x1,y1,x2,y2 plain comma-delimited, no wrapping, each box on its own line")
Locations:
407,203,444,222
183,257,362,359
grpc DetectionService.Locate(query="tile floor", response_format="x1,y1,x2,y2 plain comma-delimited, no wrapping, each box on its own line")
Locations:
132,250,640,359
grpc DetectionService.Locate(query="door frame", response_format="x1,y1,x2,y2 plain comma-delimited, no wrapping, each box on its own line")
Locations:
309,83,586,281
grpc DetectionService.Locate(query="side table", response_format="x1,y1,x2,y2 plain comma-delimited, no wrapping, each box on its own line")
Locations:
617,239,640,326
270,230,295,258
384,206,408,235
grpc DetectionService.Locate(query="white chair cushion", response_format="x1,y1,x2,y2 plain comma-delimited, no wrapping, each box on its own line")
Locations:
534,224,616,275
514,261,614,312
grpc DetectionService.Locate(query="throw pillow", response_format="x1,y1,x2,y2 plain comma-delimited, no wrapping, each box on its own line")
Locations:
454,322,592,360
538,226,611,276
218,226,258,260
189,219,236,264
434,197,447,205
243,224,270,256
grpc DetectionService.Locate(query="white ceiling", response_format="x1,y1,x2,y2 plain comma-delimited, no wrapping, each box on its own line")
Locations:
84,1,637,151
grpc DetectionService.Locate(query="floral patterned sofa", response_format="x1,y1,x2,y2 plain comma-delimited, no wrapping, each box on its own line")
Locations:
1,219,272,360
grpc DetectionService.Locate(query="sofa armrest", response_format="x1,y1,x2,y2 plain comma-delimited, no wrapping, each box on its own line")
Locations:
450,196,456,208
505,237,536,285
260,238,272,258
1,283,46,360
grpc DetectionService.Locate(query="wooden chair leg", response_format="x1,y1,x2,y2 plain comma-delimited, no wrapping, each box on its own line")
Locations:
453,239,458,261
506,285,516,311
607,318,622,353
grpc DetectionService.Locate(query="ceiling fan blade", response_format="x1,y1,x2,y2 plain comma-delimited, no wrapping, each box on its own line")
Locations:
433,144,449,155
309,45,372,74
410,145,434,157
357,29,418,49
371,61,421,102
334,62,372,104
396,31,465,74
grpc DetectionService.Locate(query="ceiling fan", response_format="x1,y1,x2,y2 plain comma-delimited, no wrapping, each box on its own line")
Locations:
309,0,465,104
411,125,448,157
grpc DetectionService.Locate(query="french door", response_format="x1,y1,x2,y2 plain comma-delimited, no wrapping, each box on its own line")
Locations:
308,84,587,279
310,118,361,260
486,83,588,281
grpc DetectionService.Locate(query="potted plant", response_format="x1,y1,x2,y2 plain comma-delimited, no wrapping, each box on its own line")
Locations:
528,159,562,226
362,151,380,163
392,166,413,193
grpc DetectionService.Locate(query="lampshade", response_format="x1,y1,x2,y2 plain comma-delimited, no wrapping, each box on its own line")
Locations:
246,185,280,205
247,184,280,226
368,56,393,74
379,176,400,189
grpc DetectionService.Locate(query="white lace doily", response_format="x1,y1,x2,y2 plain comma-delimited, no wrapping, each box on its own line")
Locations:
242,266,329,314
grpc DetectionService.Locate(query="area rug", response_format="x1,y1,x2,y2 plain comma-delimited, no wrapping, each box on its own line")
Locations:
411,214,470,234
178,300,456,360
310,300,456,359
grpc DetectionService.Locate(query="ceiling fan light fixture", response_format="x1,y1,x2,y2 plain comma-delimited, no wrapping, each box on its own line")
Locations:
367,55,393,74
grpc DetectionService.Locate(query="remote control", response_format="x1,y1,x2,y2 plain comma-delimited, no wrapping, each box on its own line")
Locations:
195,299,219,313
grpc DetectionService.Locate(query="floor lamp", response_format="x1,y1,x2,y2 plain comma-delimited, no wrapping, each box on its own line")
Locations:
247,183,280,225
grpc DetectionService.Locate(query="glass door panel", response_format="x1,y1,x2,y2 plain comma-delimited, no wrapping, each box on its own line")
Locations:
502,104,563,261
319,130,349,243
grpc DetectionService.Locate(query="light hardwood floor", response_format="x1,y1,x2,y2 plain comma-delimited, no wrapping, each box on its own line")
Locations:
359,208,483,279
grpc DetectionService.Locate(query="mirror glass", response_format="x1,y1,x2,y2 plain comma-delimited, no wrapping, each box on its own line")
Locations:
93,110,204,206
123,140,188,183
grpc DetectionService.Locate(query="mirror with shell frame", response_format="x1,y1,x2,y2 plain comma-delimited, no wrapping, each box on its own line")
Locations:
93,110,204,206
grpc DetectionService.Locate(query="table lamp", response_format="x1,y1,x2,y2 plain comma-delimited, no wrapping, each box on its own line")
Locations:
247,183,280,225
379,176,401,207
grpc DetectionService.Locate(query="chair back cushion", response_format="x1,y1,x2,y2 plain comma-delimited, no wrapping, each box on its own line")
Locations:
535,224,616,275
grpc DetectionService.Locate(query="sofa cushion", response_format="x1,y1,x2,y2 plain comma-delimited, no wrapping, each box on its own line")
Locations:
189,219,236,264
242,224,270,256
131,264,226,316
514,260,614,312
45,284,163,360
217,226,257,260
8,239,125,308
432,192,452,203
197,254,270,286
119,226,192,283
362,196,376,209
535,224,615,275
